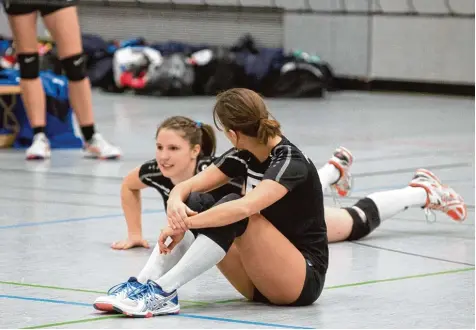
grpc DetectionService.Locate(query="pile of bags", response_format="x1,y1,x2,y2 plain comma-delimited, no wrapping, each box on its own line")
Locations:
0,33,335,98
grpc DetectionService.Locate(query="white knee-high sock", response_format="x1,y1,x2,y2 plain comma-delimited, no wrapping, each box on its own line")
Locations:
318,163,340,193
137,230,195,284
367,186,427,220
155,234,226,293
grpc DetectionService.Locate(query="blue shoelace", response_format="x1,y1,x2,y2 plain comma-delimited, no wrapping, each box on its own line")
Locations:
107,280,138,296
127,281,157,301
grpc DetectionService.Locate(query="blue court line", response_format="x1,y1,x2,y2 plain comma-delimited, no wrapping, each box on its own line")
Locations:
0,209,165,230
0,295,91,307
174,314,314,329
0,294,313,329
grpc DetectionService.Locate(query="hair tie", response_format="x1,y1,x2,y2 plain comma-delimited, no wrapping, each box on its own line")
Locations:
196,121,202,128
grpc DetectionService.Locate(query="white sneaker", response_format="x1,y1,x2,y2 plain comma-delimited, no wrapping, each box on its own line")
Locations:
93,277,143,312
113,280,180,318
83,133,121,160
328,146,354,197
26,132,51,160
409,168,467,222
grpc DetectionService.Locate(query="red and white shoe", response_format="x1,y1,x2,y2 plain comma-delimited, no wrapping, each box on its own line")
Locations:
93,277,142,312
328,146,354,197
26,133,51,160
409,168,467,222
83,133,121,160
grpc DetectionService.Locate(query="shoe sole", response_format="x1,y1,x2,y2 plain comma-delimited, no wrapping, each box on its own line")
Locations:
84,154,121,160
112,305,180,318
26,156,48,160
447,205,467,222
93,302,115,312
26,152,51,160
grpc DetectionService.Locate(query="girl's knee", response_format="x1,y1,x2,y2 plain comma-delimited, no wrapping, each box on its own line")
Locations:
244,214,272,232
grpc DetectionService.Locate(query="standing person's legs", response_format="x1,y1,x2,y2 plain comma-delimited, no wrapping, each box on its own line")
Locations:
42,6,93,130
6,7,50,159
42,6,121,159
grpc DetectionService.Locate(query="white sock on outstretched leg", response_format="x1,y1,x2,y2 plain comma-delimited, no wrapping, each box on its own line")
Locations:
367,186,427,220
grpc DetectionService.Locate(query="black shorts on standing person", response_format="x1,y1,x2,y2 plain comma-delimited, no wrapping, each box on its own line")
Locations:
3,0,78,16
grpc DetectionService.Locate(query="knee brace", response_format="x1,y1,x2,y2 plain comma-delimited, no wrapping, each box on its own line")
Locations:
344,197,381,241
186,192,248,252
60,53,87,81
17,53,39,79
185,192,217,213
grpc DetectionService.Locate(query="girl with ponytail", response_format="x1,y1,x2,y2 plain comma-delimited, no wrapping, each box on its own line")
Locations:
111,115,242,250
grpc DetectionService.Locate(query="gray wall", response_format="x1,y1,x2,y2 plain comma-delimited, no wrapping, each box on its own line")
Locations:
0,10,10,37
370,16,474,84
77,4,283,48
0,10,50,38
1,0,474,84
283,0,475,84
284,13,371,78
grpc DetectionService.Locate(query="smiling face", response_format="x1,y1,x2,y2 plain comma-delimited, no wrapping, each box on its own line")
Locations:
155,128,200,180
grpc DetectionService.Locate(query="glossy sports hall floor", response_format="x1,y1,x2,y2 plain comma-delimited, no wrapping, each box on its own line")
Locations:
0,90,474,329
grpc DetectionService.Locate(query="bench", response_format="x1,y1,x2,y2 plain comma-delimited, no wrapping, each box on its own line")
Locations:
0,85,21,148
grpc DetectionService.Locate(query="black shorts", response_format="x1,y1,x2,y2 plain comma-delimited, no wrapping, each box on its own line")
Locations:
252,256,326,307
3,1,77,17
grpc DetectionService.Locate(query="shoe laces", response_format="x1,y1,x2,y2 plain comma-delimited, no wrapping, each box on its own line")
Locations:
421,185,447,224
127,281,156,301
330,189,341,207
423,208,437,223
107,280,138,296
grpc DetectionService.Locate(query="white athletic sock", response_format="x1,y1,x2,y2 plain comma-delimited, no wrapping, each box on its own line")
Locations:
154,234,226,293
137,230,195,284
367,186,427,220
318,163,341,193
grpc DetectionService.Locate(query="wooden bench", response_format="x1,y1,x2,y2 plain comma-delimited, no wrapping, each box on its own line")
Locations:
0,85,21,148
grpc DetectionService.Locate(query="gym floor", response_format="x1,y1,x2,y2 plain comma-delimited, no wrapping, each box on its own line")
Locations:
0,90,474,329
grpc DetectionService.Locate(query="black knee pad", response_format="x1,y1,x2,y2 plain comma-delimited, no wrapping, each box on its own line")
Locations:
188,192,248,252
345,197,381,241
60,53,87,81
185,192,216,213
17,53,39,79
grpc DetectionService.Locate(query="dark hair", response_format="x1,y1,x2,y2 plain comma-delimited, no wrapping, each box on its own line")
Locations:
212,88,281,144
156,116,216,157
